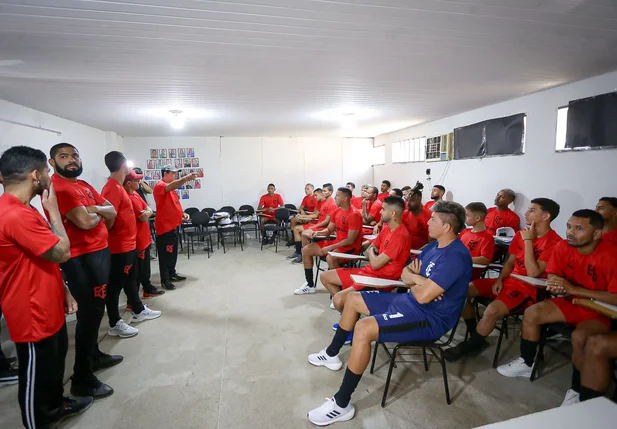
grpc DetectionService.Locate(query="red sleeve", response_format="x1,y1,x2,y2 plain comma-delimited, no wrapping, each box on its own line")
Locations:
6,210,60,257
508,231,521,255
373,230,383,248
154,181,166,196
55,185,85,216
369,201,381,220
301,197,308,208
538,235,560,263
87,183,106,205
478,234,495,261
102,184,122,212
545,240,566,276
348,211,362,231
258,196,265,207
383,230,408,260
130,195,146,221
277,195,284,206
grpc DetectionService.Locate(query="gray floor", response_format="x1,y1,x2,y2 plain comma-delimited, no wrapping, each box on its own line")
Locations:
1,241,573,429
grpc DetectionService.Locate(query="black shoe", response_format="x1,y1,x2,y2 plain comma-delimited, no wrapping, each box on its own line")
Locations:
49,396,94,426
143,288,166,297
162,282,176,290
261,237,269,245
0,368,18,386
443,339,489,362
170,274,186,281
70,380,114,400
92,352,123,372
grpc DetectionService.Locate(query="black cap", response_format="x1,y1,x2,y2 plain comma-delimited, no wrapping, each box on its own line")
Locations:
161,166,181,174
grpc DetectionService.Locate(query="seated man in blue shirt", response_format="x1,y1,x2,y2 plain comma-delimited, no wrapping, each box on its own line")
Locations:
305,201,472,426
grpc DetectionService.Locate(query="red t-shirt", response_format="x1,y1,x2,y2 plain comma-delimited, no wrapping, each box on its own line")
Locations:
364,224,412,279
459,228,495,279
0,194,65,343
424,200,436,211
317,197,337,224
485,207,521,235
331,206,363,250
259,193,284,219
51,174,109,258
546,240,617,293
300,195,317,213
365,199,383,224
154,181,183,235
602,228,617,247
351,196,363,210
509,229,561,284
401,208,432,250
102,178,137,254
377,192,389,203
128,191,152,251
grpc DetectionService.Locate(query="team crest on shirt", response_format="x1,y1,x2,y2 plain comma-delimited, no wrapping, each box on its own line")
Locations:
495,216,503,225
468,240,478,250
425,261,435,277
84,189,94,201
587,264,597,282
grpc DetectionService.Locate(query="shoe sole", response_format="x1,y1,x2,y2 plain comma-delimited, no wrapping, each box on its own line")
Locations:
309,406,355,426
307,357,343,371
294,290,316,295
0,379,19,386
107,330,138,338
496,368,532,378
131,313,162,323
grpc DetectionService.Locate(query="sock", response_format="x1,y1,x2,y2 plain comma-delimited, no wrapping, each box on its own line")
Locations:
520,338,538,367
295,241,302,255
304,269,314,287
571,366,581,393
333,368,363,408
464,318,477,334
468,331,487,347
326,326,351,357
579,385,603,401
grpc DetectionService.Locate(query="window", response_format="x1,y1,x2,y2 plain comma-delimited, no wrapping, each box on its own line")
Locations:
454,113,526,160
372,145,385,166
392,137,426,163
555,107,568,151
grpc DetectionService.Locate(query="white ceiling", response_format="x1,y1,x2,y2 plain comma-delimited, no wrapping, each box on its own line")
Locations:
0,0,616,137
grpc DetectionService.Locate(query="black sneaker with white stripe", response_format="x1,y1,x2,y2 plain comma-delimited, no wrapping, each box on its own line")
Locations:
308,397,355,426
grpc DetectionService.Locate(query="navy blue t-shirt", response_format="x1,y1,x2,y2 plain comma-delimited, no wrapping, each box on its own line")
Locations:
410,239,472,333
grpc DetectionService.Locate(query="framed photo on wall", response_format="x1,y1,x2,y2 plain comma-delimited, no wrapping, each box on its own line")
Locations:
169,148,177,159
178,148,186,158
150,149,158,158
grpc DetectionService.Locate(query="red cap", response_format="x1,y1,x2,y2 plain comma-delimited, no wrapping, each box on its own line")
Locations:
124,170,144,184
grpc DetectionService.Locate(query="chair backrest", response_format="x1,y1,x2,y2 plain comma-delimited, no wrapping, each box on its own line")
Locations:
442,298,469,346
275,208,290,221
219,206,236,216
185,207,200,216
202,208,216,215
239,204,255,215
191,211,210,226
284,203,297,211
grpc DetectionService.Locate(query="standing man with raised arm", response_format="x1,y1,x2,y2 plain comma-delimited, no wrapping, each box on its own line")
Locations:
485,188,520,235
48,143,118,399
154,166,196,290
0,146,94,428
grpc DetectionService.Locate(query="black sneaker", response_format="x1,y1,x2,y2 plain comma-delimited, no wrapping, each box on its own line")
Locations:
443,340,489,362
70,378,114,399
170,274,186,281
162,282,176,290
49,396,94,426
291,255,303,264
286,252,300,260
92,352,123,371
261,237,269,245
0,368,18,386
143,287,165,297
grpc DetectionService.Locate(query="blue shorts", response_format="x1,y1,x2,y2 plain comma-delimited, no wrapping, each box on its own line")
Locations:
361,291,440,343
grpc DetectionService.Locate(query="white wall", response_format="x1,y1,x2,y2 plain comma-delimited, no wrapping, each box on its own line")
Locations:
123,136,375,210
374,70,617,235
0,99,124,208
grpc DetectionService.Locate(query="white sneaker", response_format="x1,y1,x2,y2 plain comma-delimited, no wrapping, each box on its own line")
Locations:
330,302,336,310
560,389,580,407
132,305,162,323
108,320,138,338
496,357,533,378
295,282,316,295
308,349,343,371
308,397,355,426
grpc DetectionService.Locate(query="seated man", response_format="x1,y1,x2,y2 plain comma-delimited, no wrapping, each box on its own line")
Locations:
496,210,617,385
486,188,520,235
288,185,337,262
444,198,562,361
389,188,403,198
377,180,391,202
346,182,362,209
258,183,284,243
305,201,472,426
459,202,495,280
596,197,617,246
361,186,382,233
289,183,316,231
294,187,362,295
424,185,445,211
401,185,412,200
320,196,411,308
575,329,617,405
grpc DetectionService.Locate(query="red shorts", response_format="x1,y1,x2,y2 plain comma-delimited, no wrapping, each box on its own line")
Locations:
551,297,611,328
302,222,320,230
336,268,396,292
472,277,538,313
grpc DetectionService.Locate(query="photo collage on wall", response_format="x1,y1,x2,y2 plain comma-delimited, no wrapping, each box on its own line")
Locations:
144,148,203,200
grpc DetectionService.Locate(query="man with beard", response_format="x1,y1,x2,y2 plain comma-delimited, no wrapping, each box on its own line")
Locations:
101,152,161,339
377,180,391,202
0,146,94,428
596,197,617,246
48,143,118,399
424,185,445,211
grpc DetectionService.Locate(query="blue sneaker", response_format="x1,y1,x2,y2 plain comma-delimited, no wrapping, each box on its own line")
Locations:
332,323,338,331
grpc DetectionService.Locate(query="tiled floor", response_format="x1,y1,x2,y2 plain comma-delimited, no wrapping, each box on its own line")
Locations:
0,242,572,428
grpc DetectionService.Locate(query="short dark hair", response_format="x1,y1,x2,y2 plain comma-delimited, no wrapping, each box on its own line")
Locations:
599,197,617,209
433,201,466,235
465,202,488,217
268,183,275,188
401,186,411,191
0,146,48,185
337,187,352,199
314,188,323,194
391,188,403,198
104,151,127,173
572,209,604,230
383,196,405,213
346,182,355,189
322,183,334,193
382,180,391,188
434,185,445,192
49,142,76,159
369,186,379,195
531,198,560,222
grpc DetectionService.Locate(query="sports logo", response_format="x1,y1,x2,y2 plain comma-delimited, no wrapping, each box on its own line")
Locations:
94,284,107,299
166,245,174,253
425,261,435,277
138,250,146,260
123,264,132,275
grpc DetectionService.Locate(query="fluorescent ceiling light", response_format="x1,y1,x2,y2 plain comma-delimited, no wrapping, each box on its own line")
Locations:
312,107,377,122
168,110,186,130
142,107,216,120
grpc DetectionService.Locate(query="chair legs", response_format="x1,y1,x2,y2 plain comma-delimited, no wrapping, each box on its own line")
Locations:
438,348,452,405
381,346,399,408
530,326,548,381
493,316,508,368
